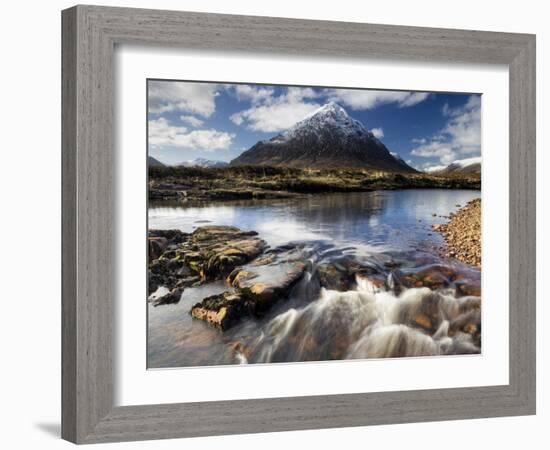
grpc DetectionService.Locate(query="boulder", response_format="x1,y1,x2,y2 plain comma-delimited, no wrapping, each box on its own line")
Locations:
151,287,184,306
192,261,306,330
148,225,267,300
187,226,267,280
148,229,189,262
148,237,168,262
316,263,356,291
191,291,249,330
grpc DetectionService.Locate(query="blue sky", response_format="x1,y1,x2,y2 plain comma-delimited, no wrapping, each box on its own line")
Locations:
148,80,481,171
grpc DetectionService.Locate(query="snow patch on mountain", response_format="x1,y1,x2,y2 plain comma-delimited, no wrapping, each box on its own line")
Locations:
177,158,228,168
449,156,482,168
272,102,379,145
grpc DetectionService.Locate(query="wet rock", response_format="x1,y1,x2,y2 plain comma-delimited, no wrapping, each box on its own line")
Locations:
148,258,192,293
316,263,356,291
191,291,249,330
187,226,267,280
148,229,189,262
236,262,306,308
151,287,184,306
148,237,168,262
397,291,444,335
392,264,458,293
449,309,481,347
227,269,258,286
148,226,265,300
455,280,481,297
193,261,306,330
458,297,481,313
355,273,386,293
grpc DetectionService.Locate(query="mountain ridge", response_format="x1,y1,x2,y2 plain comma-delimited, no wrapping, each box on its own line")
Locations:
177,157,229,168
428,157,481,175
230,102,415,173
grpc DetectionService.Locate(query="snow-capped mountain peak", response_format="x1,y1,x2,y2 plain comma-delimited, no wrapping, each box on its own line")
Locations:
279,101,368,143
231,102,416,172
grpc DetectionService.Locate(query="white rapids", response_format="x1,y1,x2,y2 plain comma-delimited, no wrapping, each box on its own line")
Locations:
246,277,480,363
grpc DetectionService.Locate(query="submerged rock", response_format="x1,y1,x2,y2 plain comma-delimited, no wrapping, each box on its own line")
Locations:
316,263,356,291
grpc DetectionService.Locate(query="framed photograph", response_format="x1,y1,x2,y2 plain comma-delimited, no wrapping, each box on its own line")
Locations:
62,5,536,444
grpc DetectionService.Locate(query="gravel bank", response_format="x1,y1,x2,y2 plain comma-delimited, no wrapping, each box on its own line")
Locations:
433,198,481,267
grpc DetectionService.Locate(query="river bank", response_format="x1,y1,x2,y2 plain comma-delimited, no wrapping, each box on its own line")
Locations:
148,165,481,204
433,199,481,267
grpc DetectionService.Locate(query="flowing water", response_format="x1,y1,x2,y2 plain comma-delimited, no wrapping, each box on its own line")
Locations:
147,189,481,368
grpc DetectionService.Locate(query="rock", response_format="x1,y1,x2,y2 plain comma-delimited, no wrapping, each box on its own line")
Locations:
148,258,192,293
147,225,267,302
355,273,386,293
227,269,258,286
193,260,306,330
449,309,481,347
432,199,481,267
148,229,189,262
316,263,356,291
191,291,249,330
454,280,481,297
151,287,184,306
390,264,457,293
187,226,267,280
148,237,168,262
236,262,306,309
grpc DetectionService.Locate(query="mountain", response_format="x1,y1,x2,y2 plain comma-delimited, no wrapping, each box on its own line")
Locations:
230,102,415,172
430,157,481,175
148,156,165,167
177,158,229,168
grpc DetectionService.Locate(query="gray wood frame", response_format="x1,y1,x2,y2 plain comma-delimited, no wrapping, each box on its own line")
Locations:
62,5,536,444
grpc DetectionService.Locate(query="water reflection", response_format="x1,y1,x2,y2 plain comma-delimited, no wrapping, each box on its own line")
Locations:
149,189,480,251
148,189,481,368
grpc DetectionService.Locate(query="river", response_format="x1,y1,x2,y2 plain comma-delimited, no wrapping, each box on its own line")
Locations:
147,189,481,368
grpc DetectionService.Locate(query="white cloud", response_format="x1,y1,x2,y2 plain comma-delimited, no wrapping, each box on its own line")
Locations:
411,95,481,164
325,89,430,110
411,141,457,165
148,81,218,117
232,85,275,104
179,115,204,127
412,137,427,145
371,127,384,139
422,156,481,173
451,156,482,167
148,117,234,151
230,87,321,132
423,164,448,173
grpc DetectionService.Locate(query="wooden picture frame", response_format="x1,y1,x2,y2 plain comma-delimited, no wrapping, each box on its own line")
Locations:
62,5,536,443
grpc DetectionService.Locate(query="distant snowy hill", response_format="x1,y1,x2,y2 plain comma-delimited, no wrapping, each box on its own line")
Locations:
177,158,229,168
230,102,415,172
427,157,481,175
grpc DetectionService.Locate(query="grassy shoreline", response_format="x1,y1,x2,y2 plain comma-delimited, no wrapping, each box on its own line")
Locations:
149,165,481,203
